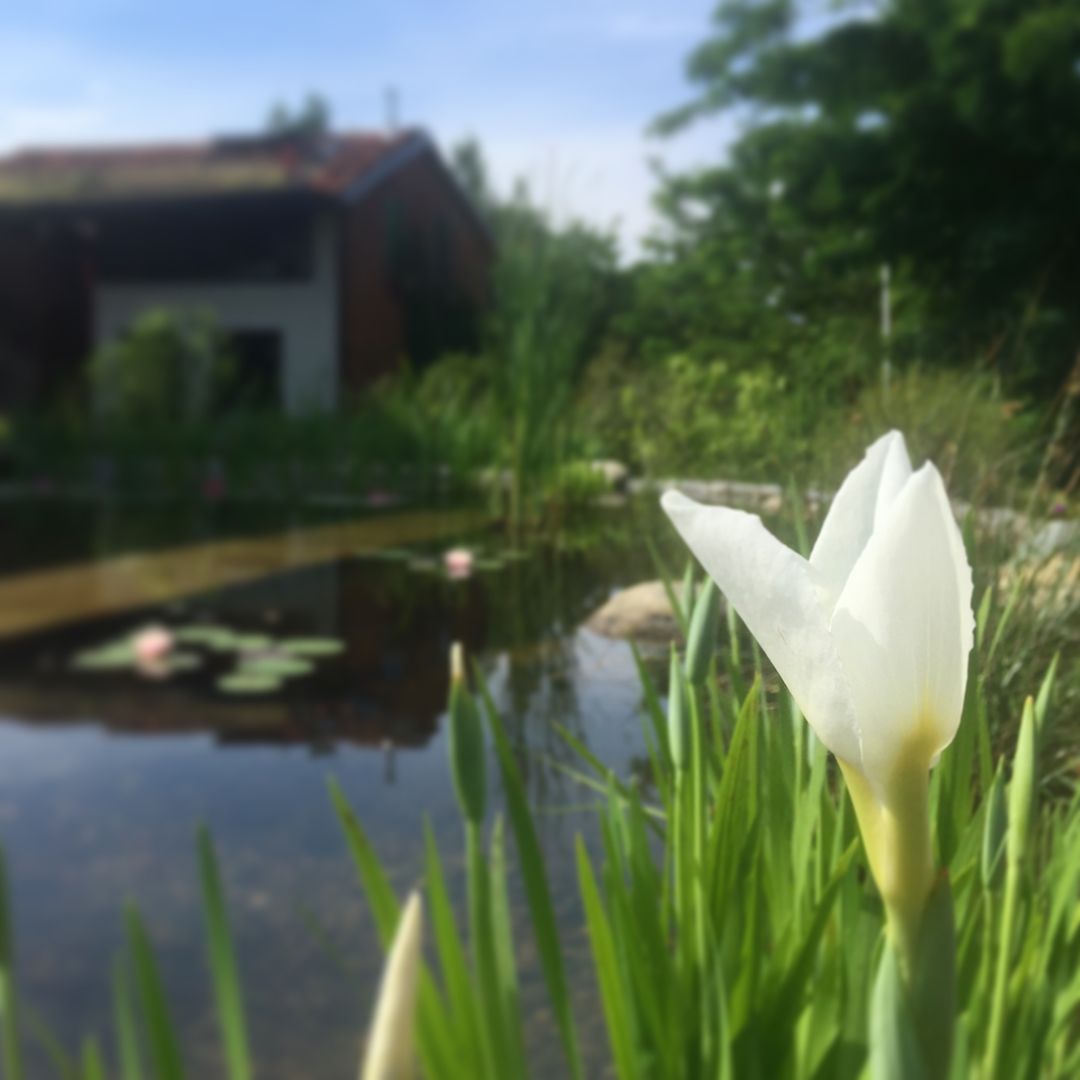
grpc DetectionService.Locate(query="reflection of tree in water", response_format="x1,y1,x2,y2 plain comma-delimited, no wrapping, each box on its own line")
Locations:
476,555,584,832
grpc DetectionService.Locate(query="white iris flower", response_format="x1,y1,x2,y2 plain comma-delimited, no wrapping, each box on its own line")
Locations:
663,431,974,952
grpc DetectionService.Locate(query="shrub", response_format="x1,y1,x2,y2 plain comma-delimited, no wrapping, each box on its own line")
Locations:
813,367,1043,502
87,309,234,424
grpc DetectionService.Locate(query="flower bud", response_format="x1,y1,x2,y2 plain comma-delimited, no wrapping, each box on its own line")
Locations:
448,643,486,825
679,562,695,624
362,891,423,1080
667,646,690,771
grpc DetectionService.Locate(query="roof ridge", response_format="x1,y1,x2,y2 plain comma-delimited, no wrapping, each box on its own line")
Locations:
0,128,430,206
0,128,414,162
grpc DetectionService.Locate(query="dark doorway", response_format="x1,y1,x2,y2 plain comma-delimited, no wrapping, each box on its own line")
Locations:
218,329,282,411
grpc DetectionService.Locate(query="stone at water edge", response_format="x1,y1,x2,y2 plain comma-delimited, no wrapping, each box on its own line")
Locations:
998,553,1080,611
585,580,684,643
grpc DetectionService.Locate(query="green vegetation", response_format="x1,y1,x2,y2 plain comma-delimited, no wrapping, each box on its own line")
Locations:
646,0,1080,396
265,92,331,139
483,196,616,532
87,310,236,426
569,0,1079,495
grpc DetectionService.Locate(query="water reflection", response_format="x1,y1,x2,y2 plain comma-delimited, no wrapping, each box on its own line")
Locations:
0,505,669,1078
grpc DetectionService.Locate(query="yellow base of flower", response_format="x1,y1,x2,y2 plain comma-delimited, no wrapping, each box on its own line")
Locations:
839,723,938,972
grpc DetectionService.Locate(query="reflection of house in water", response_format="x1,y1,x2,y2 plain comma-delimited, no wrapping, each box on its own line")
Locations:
0,561,492,752
0,128,491,412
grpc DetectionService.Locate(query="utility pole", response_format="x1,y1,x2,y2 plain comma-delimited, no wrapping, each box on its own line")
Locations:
880,262,892,399
384,86,400,134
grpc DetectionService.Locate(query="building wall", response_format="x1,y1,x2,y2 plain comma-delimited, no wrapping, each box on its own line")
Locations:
340,145,491,395
94,210,340,414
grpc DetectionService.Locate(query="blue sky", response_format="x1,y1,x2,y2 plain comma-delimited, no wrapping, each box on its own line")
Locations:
0,0,738,257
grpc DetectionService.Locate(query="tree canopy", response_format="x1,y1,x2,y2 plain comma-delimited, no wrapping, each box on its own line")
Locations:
265,93,332,139
644,0,1080,394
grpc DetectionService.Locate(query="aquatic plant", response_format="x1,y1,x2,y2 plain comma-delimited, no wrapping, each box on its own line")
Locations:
70,621,345,695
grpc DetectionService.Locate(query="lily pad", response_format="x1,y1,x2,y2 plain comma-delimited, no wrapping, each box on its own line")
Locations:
278,638,346,657
238,655,315,678
166,652,204,673
71,643,136,671
472,558,505,572
232,634,273,652
407,557,439,573
174,626,239,649
216,672,283,695
366,547,413,561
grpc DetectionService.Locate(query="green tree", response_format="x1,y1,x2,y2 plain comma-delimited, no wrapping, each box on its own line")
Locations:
649,0,1080,394
448,137,493,214
443,138,621,526
265,93,331,139
88,310,234,424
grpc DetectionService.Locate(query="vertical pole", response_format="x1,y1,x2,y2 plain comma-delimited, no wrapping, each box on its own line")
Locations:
384,86,400,134
880,262,892,399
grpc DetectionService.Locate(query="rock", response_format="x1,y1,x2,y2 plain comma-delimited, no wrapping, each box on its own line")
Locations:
1025,519,1080,558
588,459,630,491
641,478,785,510
585,580,681,642
999,552,1080,610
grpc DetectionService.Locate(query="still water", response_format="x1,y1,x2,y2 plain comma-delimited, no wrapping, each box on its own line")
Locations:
0,501,671,1078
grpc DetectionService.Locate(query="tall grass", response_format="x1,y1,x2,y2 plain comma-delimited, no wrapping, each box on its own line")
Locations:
485,208,612,534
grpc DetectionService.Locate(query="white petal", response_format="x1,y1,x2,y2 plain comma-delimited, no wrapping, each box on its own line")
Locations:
662,489,860,765
362,892,423,1080
828,464,975,795
810,431,912,607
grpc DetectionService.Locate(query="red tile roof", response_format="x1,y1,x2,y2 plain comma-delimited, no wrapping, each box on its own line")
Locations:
0,130,420,205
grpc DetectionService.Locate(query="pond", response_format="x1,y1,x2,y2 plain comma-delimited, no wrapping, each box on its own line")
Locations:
0,499,675,1078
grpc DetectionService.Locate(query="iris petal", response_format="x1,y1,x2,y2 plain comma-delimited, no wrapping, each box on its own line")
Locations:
829,464,975,795
810,430,912,608
661,490,860,766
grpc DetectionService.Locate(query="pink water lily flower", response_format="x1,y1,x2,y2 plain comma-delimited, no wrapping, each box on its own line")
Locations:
132,625,174,664
444,548,474,580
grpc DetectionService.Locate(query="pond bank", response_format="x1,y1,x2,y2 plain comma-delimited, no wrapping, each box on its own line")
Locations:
0,508,484,639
